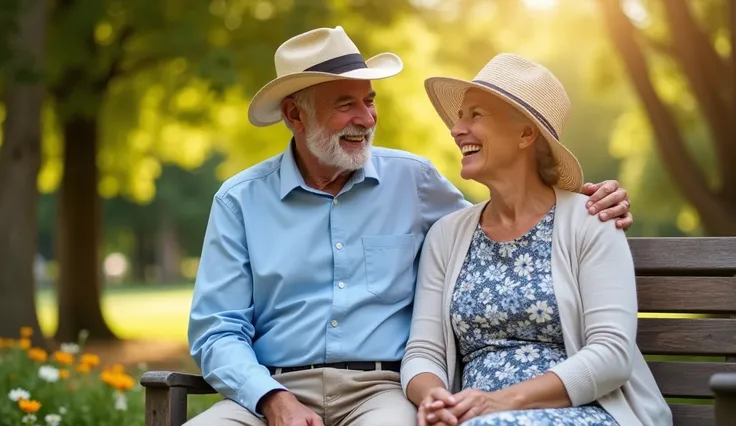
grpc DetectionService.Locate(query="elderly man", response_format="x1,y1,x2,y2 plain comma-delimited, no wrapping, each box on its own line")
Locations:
185,26,633,426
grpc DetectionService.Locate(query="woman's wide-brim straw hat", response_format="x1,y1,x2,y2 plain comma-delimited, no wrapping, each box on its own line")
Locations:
424,53,584,192
248,26,403,127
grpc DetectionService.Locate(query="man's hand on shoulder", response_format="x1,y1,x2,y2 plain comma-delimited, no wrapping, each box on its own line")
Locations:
581,180,633,231
258,390,324,426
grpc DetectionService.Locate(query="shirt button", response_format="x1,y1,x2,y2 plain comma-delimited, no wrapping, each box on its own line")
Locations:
331,320,338,327
337,281,345,289
335,242,343,250
333,198,339,205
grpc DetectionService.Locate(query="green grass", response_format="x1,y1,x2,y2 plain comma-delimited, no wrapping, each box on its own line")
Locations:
36,284,195,342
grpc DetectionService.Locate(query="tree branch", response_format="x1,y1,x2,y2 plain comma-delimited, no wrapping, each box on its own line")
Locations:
94,25,133,90
641,33,674,57
598,0,725,225
661,0,735,192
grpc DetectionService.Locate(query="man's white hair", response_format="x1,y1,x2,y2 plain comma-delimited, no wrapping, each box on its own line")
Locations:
282,87,316,132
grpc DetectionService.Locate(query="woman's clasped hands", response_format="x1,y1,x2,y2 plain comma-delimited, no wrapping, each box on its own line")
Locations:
417,387,518,426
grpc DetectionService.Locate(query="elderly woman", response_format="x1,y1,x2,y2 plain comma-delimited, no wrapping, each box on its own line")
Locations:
401,54,672,426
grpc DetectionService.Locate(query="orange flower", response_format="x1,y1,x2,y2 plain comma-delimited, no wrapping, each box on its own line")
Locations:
53,351,74,365
76,363,91,374
20,327,33,338
106,363,125,374
28,348,48,362
59,369,70,380
19,338,31,350
80,353,100,368
18,399,41,413
101,370,135,391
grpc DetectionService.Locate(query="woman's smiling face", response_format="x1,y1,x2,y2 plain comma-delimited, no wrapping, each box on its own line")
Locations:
451,88,539,182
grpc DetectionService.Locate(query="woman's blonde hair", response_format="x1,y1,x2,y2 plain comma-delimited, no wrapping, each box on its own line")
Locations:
505,104,559,187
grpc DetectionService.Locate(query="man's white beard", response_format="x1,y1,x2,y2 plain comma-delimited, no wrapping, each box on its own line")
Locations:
305,123,374,171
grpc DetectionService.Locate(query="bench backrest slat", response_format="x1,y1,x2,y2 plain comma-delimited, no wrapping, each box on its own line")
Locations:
637,318,736,356
636,277,736,314
629,237,736,275
648,362,736,398
669,404,714,426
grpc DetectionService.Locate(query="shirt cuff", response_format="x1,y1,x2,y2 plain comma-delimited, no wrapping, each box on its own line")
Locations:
235,373,288,418
400,358,449,395
549,358,596,407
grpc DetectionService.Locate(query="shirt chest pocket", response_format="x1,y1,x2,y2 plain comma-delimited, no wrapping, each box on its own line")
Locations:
362,234,417,303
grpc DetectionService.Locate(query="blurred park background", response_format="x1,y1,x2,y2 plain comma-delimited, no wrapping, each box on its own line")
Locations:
0,0,733,421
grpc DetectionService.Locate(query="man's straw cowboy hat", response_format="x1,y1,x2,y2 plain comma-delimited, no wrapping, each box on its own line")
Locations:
424,53,584,192
248,26,403,127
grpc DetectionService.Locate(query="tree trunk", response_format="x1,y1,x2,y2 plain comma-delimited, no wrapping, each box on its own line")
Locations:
55,115,116,342
599,0,736,236
157,206,181,284
0,0,46,346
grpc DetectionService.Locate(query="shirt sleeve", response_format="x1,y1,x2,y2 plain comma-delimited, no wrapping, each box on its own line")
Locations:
549,216,638,406
188,194,286,417
419,162,471,234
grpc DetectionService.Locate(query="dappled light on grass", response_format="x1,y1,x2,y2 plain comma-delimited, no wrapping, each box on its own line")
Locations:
36,286,193,342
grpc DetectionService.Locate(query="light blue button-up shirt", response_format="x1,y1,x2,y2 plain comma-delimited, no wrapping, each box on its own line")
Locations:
188,141,470,415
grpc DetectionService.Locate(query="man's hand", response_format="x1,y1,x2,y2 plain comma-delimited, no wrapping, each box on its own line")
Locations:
417,387,460,426
582,180,633,230
437,389,518,424
259,390,324,426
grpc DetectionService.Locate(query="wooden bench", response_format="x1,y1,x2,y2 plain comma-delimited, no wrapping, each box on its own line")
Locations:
140,237,736,426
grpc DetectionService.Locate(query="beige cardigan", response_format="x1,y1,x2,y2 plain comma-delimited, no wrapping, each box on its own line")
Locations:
401,188,672,426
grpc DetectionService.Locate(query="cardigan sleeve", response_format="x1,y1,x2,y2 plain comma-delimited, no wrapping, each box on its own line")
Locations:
549,216,638,406
401,219,451,394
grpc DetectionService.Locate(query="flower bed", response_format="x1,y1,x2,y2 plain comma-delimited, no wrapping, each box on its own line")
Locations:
0,327,145,426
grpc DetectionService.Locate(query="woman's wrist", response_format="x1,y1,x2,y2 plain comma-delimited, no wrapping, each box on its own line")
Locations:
494,387,527,411
407,373,447,406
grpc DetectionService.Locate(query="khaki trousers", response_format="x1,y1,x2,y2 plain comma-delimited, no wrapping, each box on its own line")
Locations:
184,368,417,426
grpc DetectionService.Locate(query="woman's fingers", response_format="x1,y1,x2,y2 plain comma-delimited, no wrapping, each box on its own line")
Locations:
426,408,459,426
428,388,457,406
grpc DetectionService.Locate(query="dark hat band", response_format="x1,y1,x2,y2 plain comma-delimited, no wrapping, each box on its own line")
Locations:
304,53,367,74
471,80,559,141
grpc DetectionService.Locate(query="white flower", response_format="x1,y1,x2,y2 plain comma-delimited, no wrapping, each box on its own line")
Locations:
39,365,60,382
60,342,80,354
494,362,519,380
514,254,534,278
8,388,30,401
452,314,469,334
45,414,62,426
58,407,67,415
499,243,517,258
22,414,37,424
527,301,553,323
114,391,128,411
515,344,541,362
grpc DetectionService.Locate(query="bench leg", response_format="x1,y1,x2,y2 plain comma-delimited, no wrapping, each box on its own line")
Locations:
145,387,188,426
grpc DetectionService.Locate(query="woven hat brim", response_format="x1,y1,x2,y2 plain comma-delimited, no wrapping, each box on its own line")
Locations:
248,52,402,127
424,76,584,193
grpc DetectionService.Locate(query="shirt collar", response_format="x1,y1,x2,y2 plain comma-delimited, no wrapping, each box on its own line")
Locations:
279,139,381,200
279,140,305,199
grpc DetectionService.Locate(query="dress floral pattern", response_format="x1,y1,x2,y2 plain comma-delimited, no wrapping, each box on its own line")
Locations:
450,205,618,426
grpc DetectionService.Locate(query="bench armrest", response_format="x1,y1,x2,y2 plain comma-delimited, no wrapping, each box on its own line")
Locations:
710,372,736,426
141,371,216,394
140,371,217,426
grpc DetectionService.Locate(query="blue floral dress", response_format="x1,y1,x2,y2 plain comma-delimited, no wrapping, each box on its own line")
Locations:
450,205,618,426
